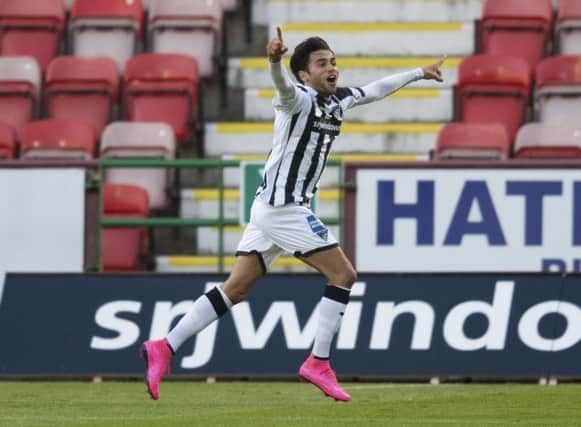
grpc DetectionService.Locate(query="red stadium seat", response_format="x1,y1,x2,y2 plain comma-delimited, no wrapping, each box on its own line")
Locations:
0,57,40,134
19,118,97,159
434,123,510,160
102,183,149,271
480,0,553,70
123,53,199,142
557,0,581,55
514,122,581,158
457,55,531,142
45,56,119,137
101,121,176,210
0,0,65,72
0,121,16,159
535,55,581,124
70,0,144,71
148,0,222,78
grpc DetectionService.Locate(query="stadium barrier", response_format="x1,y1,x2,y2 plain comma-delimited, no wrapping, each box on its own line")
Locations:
0,272,579,379
98,158,344,272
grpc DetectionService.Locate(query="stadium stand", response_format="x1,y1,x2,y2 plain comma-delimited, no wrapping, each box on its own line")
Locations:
19,118,96,159
514,122,581,158
456,54,531,142
204,122,442,156
260,0,483,23
434,122,510,160
100,121,176,210
44,56,119,137
123,53,200,144
480,0,553,70
0,120,16,159
148,0,223,78
102,182,150,271
9,0,580,273
0,56,40,134
69,0,144,71
535,55,581,124
557,0,581,55
273,22,474,57
0,0,65,71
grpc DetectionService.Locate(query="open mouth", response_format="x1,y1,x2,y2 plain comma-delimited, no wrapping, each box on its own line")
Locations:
327,75,337,85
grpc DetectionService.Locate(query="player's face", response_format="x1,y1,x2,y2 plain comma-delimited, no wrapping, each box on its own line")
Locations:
302,50,339,96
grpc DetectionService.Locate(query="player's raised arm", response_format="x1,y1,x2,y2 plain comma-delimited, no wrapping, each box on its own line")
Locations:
266,26,288,63
267,26,297,108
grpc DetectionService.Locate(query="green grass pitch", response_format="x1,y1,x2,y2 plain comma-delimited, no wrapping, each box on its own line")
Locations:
1,381,580,426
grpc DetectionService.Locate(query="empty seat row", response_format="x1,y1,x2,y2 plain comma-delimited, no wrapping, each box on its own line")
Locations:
0,0,230,76
0,54,199,141
0,119,175,210
435,121,581,160
456,54,581,142
480,0,581,69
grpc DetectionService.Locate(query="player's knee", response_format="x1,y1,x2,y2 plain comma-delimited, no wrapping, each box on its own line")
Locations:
331,267,357,288
222,282,251,304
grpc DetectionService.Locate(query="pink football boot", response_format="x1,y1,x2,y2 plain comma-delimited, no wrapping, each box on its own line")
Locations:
140,338,172,400
299,354,351,401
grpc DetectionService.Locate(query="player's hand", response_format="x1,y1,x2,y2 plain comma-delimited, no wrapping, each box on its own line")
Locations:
422,55,447,82
266,26,288,63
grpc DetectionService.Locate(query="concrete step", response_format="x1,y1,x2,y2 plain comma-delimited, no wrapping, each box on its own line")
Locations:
204,122,442,156
228,56,461,89
268,22,474,56
244,87,453,122
254,0,483,24
156,255,315,272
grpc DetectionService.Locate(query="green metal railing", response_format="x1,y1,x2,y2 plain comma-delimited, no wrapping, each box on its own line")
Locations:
98,158,344,272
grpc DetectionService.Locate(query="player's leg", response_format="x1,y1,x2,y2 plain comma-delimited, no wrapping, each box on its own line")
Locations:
166,253,264,352
296,246,356,401
260,202,355,401
140,220,277,401
140,254,264,400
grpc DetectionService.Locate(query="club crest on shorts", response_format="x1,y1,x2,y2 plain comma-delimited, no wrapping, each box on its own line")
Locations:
306,214,328,241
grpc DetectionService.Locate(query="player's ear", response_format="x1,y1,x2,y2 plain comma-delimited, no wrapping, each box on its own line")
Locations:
298,69,309,83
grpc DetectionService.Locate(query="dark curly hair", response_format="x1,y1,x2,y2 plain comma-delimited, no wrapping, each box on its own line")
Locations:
290,37,333,83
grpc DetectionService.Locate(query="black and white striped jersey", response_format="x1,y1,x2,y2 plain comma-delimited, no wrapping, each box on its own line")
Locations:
255,67,423,207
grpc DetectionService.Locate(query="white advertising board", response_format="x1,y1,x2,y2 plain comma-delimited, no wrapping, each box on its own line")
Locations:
0,169,85,272
356,168,581,272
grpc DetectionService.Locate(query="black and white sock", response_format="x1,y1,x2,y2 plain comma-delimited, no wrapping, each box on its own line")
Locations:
312,285,351,359
167,286,232,352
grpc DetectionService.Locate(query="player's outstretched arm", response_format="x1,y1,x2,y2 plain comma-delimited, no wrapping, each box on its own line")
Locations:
421,55,447,82
346,55,447,109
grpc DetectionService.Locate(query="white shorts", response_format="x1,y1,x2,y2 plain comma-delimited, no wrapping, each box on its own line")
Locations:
236,199,338,272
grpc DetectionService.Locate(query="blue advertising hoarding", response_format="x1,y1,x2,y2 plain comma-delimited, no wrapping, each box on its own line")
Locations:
0,273,580,378
354,168,581,272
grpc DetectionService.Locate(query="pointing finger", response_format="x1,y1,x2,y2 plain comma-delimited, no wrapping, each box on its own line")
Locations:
437,54,447,67
276,26,283,43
